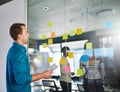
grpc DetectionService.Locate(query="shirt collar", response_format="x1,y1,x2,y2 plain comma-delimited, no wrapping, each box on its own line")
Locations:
13,42,26,52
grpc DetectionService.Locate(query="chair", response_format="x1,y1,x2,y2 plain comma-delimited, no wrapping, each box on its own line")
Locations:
77,84,84,92
42,79,62,92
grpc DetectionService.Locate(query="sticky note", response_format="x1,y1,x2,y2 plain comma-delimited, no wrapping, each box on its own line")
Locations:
47,21,52,27
68,52,74,58
76,28,82,35
48,57,53,63
62,33,68,40
37,55,42,61
106,21,114,28
70,30,75,36
77,68,83,76
51,32,56,38
81,55,88,62
60,57,66,64
42,34,46,40
65,66,71,73
42,43,47,48
48,39,53,45
86,42,92,49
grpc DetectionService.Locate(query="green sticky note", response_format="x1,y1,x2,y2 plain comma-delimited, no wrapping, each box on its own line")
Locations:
70,30,75,36
42,34,46,40
48,21,52,27
37,55,42,61
86,42,92,49
77,68,83,76
62,33,68,40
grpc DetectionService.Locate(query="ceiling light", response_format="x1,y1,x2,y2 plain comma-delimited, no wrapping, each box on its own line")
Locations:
96,9,114,16
42,7,49,11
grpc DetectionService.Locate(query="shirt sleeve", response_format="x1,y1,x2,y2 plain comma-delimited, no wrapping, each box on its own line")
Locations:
12,51,32,85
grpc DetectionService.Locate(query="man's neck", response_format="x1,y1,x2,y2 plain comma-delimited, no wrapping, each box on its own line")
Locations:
15,40,24,46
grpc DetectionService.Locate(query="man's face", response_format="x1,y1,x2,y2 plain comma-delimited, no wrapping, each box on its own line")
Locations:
20,26,29,44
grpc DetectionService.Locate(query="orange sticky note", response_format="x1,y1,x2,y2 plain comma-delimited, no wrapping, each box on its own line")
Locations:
51,32,56,38
48,57,53,63
42,43,47,48
77,68,83,76
37,55,42,61
60,57,66,64
70,30,75,36
62,33,68,40
68,52,74,58
86,42,92,49
48,39,53,45
42,34,46,40
47,21,52,27
76,28,82,35
65,66,71,73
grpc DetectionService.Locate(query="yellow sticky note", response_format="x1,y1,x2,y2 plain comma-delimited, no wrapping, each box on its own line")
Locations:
51,32,56,38
42,43,47,48
60,57,66,64
70,30,75,36
48,57,53,63
37,55,42,61
77,68,83,76
86,42,92,49
76,28,82,35
62,33,68,40
42,34,46,40
48,39,53,45
47,21,52,27
68,52,74,58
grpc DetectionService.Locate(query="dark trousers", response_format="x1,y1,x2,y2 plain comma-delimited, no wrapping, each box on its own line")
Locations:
60,81,71,92
83,78,104,92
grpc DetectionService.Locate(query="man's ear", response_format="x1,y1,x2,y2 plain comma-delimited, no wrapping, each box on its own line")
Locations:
17,34,22,40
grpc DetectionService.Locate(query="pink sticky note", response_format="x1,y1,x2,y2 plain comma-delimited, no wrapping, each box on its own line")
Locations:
65,66,70,73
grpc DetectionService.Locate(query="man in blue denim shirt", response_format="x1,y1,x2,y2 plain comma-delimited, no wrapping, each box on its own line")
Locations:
6,23,53,92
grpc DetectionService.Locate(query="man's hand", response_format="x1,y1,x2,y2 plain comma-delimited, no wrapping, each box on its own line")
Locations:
43,70,53,79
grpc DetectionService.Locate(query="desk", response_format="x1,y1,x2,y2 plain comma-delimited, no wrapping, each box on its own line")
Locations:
31,79,83,92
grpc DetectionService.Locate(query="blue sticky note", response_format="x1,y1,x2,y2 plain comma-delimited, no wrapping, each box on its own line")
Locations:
80,55,88,62
106,21,114,28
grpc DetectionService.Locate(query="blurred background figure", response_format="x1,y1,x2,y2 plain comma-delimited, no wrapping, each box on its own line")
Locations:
80,41,105,92
60,46,72,92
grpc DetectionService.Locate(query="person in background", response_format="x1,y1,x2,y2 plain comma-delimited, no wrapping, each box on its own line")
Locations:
80,41,105,92
59,46,72,92
6,23,53,92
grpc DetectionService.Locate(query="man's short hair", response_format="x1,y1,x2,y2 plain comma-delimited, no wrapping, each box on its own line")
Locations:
10,23,25,40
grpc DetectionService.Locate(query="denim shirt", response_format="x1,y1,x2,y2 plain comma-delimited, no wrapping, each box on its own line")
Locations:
6,42,32,92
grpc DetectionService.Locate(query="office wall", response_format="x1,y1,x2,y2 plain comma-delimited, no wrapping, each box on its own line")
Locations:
0,0,27,91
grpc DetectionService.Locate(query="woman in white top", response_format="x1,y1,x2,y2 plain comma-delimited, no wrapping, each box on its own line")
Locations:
60,46,72,92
